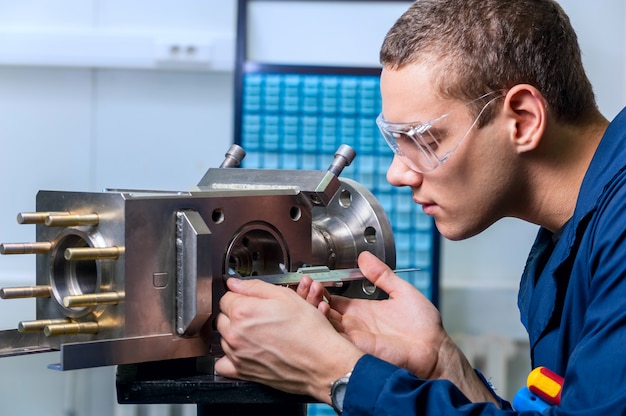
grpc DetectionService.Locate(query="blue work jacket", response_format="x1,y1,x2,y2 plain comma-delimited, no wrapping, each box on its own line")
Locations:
343,107,626,415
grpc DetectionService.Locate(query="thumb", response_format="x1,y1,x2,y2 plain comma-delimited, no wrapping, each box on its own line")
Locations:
358,251,416,299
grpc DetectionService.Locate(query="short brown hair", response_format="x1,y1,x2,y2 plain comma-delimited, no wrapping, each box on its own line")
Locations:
380,0,597,125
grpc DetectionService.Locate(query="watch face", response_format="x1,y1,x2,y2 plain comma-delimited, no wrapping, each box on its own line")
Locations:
331,375,350,413
334,383,347,410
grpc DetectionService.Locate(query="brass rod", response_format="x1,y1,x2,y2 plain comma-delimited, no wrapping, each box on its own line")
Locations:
64,247,120,261
0,242,52,255
18,318,71,333
45,213,99,227
0,285,52,299
17,211,69,224
17,212,69,224
63,292,123,308
44,322,99,337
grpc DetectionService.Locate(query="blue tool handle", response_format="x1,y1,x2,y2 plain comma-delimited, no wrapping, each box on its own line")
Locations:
513,387,551,412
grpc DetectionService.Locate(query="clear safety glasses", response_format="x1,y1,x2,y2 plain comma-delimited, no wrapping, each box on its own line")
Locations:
376,91,504,173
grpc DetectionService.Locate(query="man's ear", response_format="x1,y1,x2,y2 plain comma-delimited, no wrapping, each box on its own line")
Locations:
503,84,547,153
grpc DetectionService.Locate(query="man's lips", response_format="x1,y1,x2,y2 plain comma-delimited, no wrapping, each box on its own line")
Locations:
415,199,437,215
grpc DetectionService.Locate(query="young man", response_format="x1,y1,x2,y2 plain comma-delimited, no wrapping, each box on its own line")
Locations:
215,0,626,413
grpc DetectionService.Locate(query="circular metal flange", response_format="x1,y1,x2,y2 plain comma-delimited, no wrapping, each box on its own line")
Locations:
48,228,113,318
311,178,395,299
224,222,290,278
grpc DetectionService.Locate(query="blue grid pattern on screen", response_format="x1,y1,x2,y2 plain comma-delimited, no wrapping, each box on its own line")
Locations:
239,72,436,301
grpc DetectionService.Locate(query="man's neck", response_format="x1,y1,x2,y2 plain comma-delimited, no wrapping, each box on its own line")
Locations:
523,112,609,232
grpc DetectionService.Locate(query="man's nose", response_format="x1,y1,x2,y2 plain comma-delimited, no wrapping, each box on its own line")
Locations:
386,155,423,187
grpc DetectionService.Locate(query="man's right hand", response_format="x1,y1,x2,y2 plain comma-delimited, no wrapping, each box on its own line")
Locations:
297,251,499,405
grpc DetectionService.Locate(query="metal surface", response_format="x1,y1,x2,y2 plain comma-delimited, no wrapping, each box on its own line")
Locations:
236,266,419,288
176,210,212,336
0,144,395,370
116,358,312,406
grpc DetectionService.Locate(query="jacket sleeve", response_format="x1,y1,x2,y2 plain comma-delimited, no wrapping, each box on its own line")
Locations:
343,354,534,416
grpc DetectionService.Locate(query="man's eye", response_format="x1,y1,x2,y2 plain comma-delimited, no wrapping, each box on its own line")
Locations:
392,133,426,158
421,130,442,150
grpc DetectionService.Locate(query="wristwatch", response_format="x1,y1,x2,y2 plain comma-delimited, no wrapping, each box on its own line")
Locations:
330,371,352,414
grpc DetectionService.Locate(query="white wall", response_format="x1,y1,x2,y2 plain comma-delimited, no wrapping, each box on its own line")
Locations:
0,0,237,282
0,1,624,413
0,1,236,415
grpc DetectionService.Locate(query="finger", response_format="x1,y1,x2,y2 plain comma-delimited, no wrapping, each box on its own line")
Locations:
225,277,288,299
358,251,417,298
317,299,331,317
327,294,352,314
327,310,346,334
317,302,344,332
306,281,330,305
296,275,313,298
215,311,229,335
214,354,239,379
218,290,240,318
296,276,332,309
